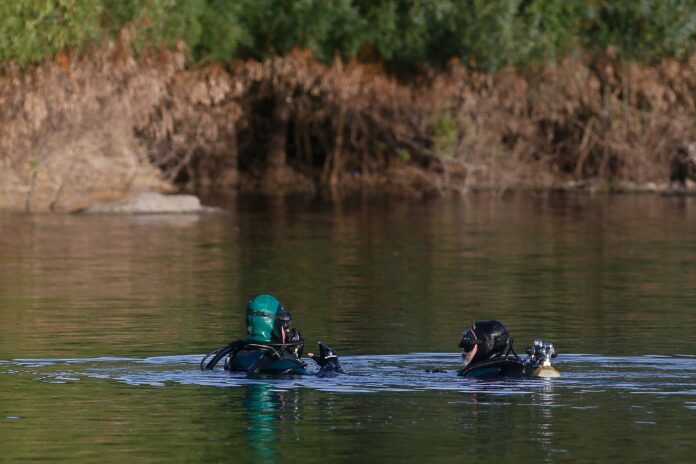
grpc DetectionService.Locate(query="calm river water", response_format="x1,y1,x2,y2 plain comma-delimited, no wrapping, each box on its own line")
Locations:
1,193,696,463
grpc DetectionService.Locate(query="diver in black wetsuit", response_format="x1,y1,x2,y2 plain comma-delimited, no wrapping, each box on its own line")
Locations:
458,320,559,379
201,294,343,376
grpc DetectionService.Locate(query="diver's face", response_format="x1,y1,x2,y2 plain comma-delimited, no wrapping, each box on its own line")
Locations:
459,328,479,367
275,307,292,343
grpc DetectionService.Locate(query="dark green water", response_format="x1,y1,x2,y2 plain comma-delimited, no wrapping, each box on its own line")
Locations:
2,193,696,463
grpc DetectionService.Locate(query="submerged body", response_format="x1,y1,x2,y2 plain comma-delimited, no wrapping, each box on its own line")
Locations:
225,345,309,375
458,356,529,379
220,341,342,376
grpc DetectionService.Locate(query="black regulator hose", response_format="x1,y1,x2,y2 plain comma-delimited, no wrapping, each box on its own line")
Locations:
200,342,241,371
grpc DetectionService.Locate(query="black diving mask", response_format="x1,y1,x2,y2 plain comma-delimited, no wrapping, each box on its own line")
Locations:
272,305,293,343
459,329,482,352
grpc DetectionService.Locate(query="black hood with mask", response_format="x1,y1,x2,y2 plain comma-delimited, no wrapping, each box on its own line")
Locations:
459,320,513,368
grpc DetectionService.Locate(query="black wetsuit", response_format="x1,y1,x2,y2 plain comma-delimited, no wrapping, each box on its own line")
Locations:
457,355,530,378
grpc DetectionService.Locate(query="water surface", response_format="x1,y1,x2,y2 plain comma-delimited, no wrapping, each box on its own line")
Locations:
1,193,696,462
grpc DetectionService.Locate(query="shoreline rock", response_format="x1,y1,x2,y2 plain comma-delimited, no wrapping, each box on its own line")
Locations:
79,192,223,214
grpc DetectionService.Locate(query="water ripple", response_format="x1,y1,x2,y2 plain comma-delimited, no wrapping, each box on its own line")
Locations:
3,353,696,396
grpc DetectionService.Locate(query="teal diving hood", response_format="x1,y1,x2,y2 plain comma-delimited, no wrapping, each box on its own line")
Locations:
245,294,291,343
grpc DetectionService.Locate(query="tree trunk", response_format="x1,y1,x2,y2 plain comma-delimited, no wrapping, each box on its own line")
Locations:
261,95,315,194
267,96,290,174
322,103,346,187
214,130,239,190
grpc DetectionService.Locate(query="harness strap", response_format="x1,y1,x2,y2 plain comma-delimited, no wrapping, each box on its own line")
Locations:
246,341,303,349
246,310,290,321
504,337,522,361
246,349,281,375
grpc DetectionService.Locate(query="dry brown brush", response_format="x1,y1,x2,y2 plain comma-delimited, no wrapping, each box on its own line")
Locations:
2,45,695,211
141,50,695,196
0,31,181,212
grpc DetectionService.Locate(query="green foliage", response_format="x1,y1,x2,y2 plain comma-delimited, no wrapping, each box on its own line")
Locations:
105,0,206,54
431,111,458,158
1,0,695,68
0,0,103,65
346,0,585,70
581,0,696,61
230,0,364,62
192,0,247,62
396,147,411,161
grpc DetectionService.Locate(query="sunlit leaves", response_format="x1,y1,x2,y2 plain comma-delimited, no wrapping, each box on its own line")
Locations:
1,0,695,68
0,0,102,65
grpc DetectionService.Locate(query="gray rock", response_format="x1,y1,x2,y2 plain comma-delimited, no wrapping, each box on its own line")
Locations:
81,192,222,214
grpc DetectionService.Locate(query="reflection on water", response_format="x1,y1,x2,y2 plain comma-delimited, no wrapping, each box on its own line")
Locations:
2,352,696,462
532,382,558,453
245,384,281,462
2,193,696,462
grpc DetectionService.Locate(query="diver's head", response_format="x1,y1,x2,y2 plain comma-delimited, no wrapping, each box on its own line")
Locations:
459,320,512,368
245,294,292,343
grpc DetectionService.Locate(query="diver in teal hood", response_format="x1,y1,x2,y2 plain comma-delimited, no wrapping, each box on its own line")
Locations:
201,294,343,376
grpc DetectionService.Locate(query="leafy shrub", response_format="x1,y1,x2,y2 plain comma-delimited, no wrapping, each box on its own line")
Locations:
1,0,695,70
0,0,103,65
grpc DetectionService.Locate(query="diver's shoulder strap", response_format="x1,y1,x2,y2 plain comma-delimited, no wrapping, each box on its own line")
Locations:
504,337,522,361
246,349,281,375
244,342,284,357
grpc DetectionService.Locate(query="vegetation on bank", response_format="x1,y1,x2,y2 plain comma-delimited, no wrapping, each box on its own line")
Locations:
1,1,696,210
2,0,695,70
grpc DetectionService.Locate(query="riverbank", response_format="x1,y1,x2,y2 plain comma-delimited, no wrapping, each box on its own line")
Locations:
2,39,695,212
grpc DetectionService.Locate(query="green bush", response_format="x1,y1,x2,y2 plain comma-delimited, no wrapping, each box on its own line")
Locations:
227,0,364,62
0,0,103,65
581,0,696,61
1,0,695,68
